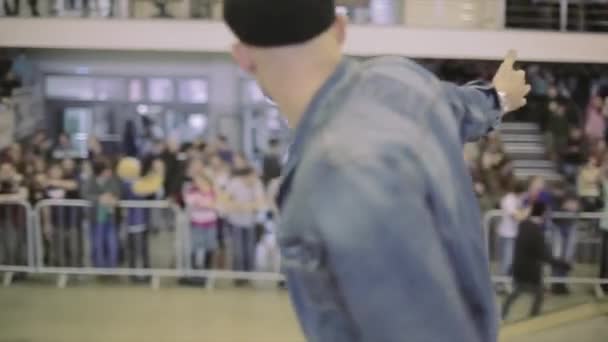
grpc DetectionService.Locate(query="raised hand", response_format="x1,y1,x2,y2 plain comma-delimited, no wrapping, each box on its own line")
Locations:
492,50,532,113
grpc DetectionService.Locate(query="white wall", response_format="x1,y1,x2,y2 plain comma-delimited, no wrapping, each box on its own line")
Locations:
2,18,608,63
403,0,503,29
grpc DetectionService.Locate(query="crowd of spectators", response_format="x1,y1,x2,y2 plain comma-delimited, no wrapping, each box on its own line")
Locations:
437,60,608,298
0,128,284,286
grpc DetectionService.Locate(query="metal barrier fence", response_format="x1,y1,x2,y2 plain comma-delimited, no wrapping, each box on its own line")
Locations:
0,199,284,288
0,199,35,286
3,201,607,294
484,210,608,298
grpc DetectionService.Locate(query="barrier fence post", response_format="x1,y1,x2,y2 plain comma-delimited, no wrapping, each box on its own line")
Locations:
0,200,34,284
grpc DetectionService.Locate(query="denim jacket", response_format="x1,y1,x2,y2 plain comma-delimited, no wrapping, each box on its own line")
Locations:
277,57,502,342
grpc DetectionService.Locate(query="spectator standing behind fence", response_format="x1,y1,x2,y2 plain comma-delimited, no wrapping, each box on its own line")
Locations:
550,187,580,295
183,158,219,280
44,163,80,267
161,139,182,200
585,96,606,142
600,162,608,291
262,138,282,186
216,135,234,165
577,156,602,212
117,157,164,280
525,176,552,209
3,143,25,175
148,158,167,233
497,181,529,278
502,202,570,320
81,160,120,268
255,177,282,276
546,101,570,160
53,132,78,160
561,127,587,182
0,162,28,267
225,154,265,285
206,154,232,269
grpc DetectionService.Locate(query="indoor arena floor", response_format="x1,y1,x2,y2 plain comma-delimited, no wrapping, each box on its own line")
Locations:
0,279,605,342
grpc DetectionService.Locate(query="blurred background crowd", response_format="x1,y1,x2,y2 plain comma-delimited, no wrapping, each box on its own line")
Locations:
2,52,608,288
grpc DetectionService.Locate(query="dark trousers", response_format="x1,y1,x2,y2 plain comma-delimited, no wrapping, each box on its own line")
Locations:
127,231,150,270
0,224,27,266
600,231,608,291
51,226,83,267
231,226,256,272
502,283,544,319
2,0,39,16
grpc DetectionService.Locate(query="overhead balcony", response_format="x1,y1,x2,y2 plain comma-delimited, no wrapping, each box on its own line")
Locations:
0,0,607,62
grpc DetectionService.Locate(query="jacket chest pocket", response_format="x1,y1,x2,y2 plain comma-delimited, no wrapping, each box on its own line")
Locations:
280,236,340,310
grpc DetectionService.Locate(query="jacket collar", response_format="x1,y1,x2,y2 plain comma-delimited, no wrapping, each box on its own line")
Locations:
281,57,356,180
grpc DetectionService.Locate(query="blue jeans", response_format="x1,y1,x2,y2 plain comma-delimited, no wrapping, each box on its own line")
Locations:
498,237,515,276
231,226,256,272
91,221,118,268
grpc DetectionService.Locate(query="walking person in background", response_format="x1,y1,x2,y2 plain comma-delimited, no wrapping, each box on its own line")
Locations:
82,160,121,268
497,181,528,279
225,154,265,285
502,202,571,320
182,158,219,284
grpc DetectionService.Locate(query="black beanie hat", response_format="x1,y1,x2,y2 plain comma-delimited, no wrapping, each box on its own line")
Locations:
224,0,336,48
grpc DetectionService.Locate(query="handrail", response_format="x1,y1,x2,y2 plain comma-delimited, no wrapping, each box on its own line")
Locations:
34,199,175,210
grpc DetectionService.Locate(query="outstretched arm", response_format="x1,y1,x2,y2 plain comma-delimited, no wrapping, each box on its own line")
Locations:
442,50,531,142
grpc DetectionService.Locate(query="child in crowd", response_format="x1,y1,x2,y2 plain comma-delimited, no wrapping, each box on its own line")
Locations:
225,154,265,285
183,158,219,275
206,154,231,269
82,161,121,268
497,181,529,277
117,157,164,280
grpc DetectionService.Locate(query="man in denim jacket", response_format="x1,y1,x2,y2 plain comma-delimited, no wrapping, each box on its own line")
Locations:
224,1,530,341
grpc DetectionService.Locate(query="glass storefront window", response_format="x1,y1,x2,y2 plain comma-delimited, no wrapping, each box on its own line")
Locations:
46,76,95,100
95,78,127,101
148,78,174,103
129,79,145,102
178,79,209,104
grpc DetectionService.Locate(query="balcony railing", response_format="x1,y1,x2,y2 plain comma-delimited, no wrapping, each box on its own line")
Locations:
0,0,606,33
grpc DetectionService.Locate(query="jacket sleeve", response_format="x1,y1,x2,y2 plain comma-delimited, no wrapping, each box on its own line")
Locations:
440,81,503,143
306,148,482,342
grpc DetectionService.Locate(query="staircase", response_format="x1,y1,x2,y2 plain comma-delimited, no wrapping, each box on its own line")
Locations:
499,122,563,182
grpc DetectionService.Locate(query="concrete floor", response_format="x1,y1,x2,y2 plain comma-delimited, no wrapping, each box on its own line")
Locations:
0,278,604,342
511,316,608,342
0,283,304,342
